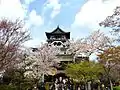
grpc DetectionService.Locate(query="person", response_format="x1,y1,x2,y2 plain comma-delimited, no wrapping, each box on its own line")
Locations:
63,79,66,84
55,83,59,90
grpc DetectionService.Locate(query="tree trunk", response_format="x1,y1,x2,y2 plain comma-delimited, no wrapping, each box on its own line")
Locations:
41,73,44,83
85,83,88,90
110,79,113,90
98,85,100,90
88,81,91,90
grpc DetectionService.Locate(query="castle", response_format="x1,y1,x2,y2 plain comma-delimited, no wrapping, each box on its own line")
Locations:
45,26,89,81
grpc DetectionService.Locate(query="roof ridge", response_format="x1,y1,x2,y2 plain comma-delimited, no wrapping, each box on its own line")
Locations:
51,26,66,34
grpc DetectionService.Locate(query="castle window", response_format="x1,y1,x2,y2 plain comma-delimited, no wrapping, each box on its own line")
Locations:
54,42,57,46
57,42,61,46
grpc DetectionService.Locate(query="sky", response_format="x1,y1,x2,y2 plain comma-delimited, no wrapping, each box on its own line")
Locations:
0,0,120,47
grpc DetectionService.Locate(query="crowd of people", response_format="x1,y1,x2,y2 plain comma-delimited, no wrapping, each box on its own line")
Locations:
50,77,74,90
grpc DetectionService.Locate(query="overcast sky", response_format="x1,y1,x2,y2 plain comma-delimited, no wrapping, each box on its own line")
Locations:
0,0,120,47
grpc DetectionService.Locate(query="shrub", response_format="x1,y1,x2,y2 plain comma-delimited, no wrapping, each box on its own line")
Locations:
0,85,17,90
113,86,120,90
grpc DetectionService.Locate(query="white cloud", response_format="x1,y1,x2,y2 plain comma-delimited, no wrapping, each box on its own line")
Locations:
72,0,120,30
24,10,44,47
51,4,61,18
44,0,61,19
24,39,46,47
0,0,44,47
24,0,35,5
24,39,40,47
0,0,27,20
0,0,40,25
27,10,44,27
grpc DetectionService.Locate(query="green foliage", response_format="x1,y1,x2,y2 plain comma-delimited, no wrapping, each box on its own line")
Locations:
65,61,103,82
0,85,17,90
2,68,35,90
45,82,52,90
0,83,33,90
113,86,120,90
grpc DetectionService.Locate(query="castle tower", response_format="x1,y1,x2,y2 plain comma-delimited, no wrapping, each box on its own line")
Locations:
45,26,70,54
45,26,72,81
45,26,89,82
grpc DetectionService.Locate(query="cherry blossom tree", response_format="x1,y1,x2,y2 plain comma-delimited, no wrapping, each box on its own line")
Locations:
21,43,59,84
67,30,112,60
0,19,30,71
100,6,120,41
97,46,120,90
